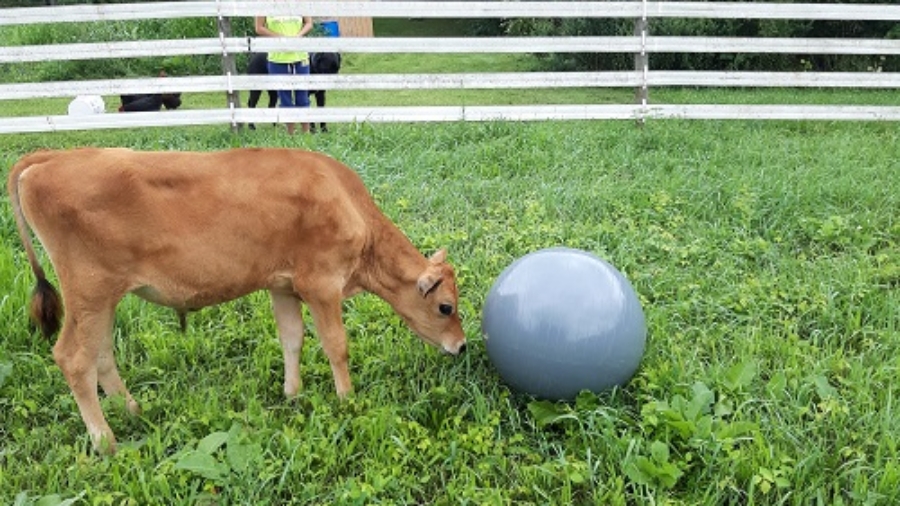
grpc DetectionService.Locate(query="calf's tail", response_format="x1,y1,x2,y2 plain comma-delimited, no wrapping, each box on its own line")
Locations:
7,156,62,338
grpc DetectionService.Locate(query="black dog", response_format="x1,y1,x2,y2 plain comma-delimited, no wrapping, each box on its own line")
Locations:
120,70,182,112
308,52,341,133
119,93,181,112
246,52,342,132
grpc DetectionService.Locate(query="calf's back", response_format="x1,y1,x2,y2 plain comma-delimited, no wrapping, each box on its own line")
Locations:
15,147,375,309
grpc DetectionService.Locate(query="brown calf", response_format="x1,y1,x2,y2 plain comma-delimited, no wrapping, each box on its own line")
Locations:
8,147,466,454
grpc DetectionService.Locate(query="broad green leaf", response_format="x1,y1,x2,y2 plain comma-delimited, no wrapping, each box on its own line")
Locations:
568,471,586,484
227,441,261,475
690,382,715,416
724,360,758,391
650,441,670,464
575,390,600,411
34,493,84,506
714,398,734,417
656,461,684,488
53,498,82,506
527,400,571,428
693,415,714,439
766,373,787,398
34,496,65,506
716,420,759,440
197,431,230,455
634,456,681,488
665,420,695,439
669,395,689,416
624,461,651,486
0,361,12,389
813,375,837,400
635,457,660,480
174,451,228,481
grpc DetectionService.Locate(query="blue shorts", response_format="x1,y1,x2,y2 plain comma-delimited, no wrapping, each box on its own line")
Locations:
266,61,310,108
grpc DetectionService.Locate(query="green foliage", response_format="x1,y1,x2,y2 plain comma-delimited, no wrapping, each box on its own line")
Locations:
504,2,898,72
12,491,85,506
4,117,898,503
173,424,264,487
0,16,257,82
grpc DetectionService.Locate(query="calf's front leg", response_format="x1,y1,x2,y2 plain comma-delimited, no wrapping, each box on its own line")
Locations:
304,294,352,397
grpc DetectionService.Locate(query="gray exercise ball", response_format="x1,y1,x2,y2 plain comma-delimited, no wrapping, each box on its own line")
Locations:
482,247,646,400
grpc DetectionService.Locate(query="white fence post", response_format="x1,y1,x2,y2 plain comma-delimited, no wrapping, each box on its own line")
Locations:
215,0,241,132
634,0,650,125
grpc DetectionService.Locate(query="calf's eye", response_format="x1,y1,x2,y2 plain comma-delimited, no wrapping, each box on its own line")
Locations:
439,303,454,316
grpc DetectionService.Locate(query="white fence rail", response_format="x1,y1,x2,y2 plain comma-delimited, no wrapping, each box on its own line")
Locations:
2,105,897,135
2,1,900,24
3,36,899,63
4,71,898,101
0,1,898,133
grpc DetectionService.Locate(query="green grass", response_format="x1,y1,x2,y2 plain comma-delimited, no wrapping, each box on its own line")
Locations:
1,118,899,505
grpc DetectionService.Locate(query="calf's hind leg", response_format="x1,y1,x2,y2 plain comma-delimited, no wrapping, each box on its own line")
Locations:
53,302,120,454
97,315,141,416
270,290,305,397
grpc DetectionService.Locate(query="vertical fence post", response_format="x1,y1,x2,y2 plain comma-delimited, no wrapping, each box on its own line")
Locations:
634,0,649,126
216,6,241,133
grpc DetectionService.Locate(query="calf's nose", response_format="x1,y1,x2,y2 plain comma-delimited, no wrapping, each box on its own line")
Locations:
442,340,467,356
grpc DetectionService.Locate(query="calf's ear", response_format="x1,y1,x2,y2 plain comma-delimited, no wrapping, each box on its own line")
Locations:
429,249,447,264
417,267,444,297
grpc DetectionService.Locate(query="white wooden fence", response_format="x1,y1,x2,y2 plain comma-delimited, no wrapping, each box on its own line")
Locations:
0,1,899,133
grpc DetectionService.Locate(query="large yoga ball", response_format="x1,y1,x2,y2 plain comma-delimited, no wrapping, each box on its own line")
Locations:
482,247,646,400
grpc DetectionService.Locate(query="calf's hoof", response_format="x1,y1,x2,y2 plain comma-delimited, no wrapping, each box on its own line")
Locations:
126,398,142,416
91,432,118,456
284,378,303,399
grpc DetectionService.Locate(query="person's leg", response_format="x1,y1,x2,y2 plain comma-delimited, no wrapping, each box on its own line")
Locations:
246,89,262,130
247,53,269,129
294,62,311,134
313,90,328,132
267,61,297,134
248,89,262,109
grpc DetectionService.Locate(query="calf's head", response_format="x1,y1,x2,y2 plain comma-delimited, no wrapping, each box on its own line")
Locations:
405,250,466,355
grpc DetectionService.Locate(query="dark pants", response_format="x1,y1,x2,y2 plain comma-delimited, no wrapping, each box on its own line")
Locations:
247,52,277,111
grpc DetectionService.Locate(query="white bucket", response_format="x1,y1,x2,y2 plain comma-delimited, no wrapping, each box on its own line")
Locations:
67,95,106,115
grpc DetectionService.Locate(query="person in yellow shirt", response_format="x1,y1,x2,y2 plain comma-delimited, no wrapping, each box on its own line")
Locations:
255,14,314,134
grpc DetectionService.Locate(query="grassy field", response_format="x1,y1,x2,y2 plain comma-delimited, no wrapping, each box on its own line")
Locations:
1,117,899,505
2,15,900,506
